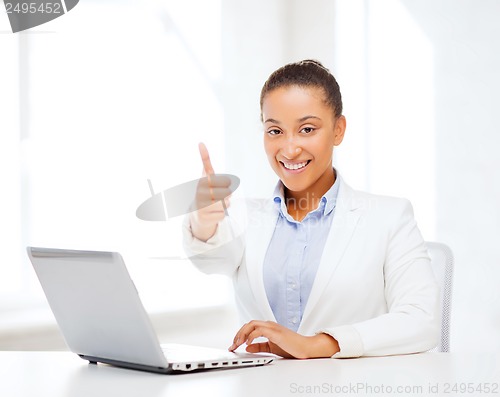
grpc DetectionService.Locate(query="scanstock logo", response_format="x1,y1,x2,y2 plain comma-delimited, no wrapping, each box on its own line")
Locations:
3,0,79,33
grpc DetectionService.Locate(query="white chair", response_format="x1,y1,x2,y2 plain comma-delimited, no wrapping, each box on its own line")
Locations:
425,241,454,352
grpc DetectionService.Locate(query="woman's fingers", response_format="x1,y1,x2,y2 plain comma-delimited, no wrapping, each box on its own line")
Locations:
245,341,294,358
195,173,232,211
198,142,215,176
229,320,310,359
245,342,272,353
195,186,232,210
229,321,277,351
198,176,232,194
195,143,232,210
190,143,232,240
229,321,256,351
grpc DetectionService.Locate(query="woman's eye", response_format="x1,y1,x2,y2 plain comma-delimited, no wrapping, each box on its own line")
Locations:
267,129,281,135
301,127,315,134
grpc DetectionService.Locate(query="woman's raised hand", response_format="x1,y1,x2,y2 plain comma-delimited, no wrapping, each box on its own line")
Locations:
189,143,232,242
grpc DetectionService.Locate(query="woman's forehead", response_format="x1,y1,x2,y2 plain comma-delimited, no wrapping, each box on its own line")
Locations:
262,85,331,116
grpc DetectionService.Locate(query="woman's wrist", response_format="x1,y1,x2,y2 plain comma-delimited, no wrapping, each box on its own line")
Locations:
308,333,340,358
189,213,218,242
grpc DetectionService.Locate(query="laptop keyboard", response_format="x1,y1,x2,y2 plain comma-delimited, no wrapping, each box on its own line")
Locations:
161,343,240,362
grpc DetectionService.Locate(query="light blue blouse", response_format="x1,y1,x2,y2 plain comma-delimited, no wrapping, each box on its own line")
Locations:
263,170,340,332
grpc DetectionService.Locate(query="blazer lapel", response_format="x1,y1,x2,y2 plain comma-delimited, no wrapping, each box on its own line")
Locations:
245,198,278,321
299,181,363,330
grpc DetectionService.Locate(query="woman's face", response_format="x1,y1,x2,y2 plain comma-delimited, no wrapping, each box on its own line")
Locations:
262,85,346,196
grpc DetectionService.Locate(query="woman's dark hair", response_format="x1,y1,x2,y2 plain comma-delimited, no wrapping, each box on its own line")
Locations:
260,59,343,119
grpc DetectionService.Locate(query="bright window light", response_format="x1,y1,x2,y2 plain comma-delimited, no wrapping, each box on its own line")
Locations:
1,0,230,316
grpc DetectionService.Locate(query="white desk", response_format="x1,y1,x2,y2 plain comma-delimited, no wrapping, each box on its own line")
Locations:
0,351,498,397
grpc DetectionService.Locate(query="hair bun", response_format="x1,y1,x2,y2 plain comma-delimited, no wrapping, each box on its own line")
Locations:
260,59,342,118
298,59,330,72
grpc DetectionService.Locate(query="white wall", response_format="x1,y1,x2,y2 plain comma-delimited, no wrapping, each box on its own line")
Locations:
400,0,500,352
221,0,286,198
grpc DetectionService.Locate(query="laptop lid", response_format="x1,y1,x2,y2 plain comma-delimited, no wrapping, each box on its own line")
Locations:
27,247,169,370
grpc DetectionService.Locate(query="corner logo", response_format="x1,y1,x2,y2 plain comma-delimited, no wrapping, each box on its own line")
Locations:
3,0,79,33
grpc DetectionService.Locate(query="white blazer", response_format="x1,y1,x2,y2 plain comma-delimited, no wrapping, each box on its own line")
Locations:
182,178,440,358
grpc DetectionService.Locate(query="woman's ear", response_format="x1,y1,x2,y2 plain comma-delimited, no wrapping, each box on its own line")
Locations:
333,115,346,146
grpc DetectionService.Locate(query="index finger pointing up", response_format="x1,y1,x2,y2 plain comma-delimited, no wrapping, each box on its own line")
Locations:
198,142,215,176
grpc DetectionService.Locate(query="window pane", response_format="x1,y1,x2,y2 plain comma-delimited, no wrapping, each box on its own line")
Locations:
3,0,230,313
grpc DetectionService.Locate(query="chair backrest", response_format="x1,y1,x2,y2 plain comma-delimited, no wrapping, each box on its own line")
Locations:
425,241,454,352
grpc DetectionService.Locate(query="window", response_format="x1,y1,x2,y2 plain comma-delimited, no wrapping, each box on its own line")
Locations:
0,0,231,319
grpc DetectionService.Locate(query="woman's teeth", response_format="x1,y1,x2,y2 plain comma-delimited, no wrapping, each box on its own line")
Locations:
282,161,309,170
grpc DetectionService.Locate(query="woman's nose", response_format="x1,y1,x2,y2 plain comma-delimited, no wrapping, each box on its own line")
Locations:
281,138,302,159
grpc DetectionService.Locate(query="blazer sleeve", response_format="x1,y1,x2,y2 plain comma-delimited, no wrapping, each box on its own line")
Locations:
182,206,246,277
319,199,441,358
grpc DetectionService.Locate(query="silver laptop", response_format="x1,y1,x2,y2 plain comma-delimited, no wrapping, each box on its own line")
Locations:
27,247,274,373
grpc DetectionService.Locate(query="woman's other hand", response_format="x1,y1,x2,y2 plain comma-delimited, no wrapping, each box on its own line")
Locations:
228,320,340,359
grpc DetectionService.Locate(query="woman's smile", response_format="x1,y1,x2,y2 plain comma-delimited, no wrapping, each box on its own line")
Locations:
280,159,311,172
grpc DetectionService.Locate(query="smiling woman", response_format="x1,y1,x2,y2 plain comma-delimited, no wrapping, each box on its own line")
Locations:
183,60,440,359
260,61,346,222
262,84,345,221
